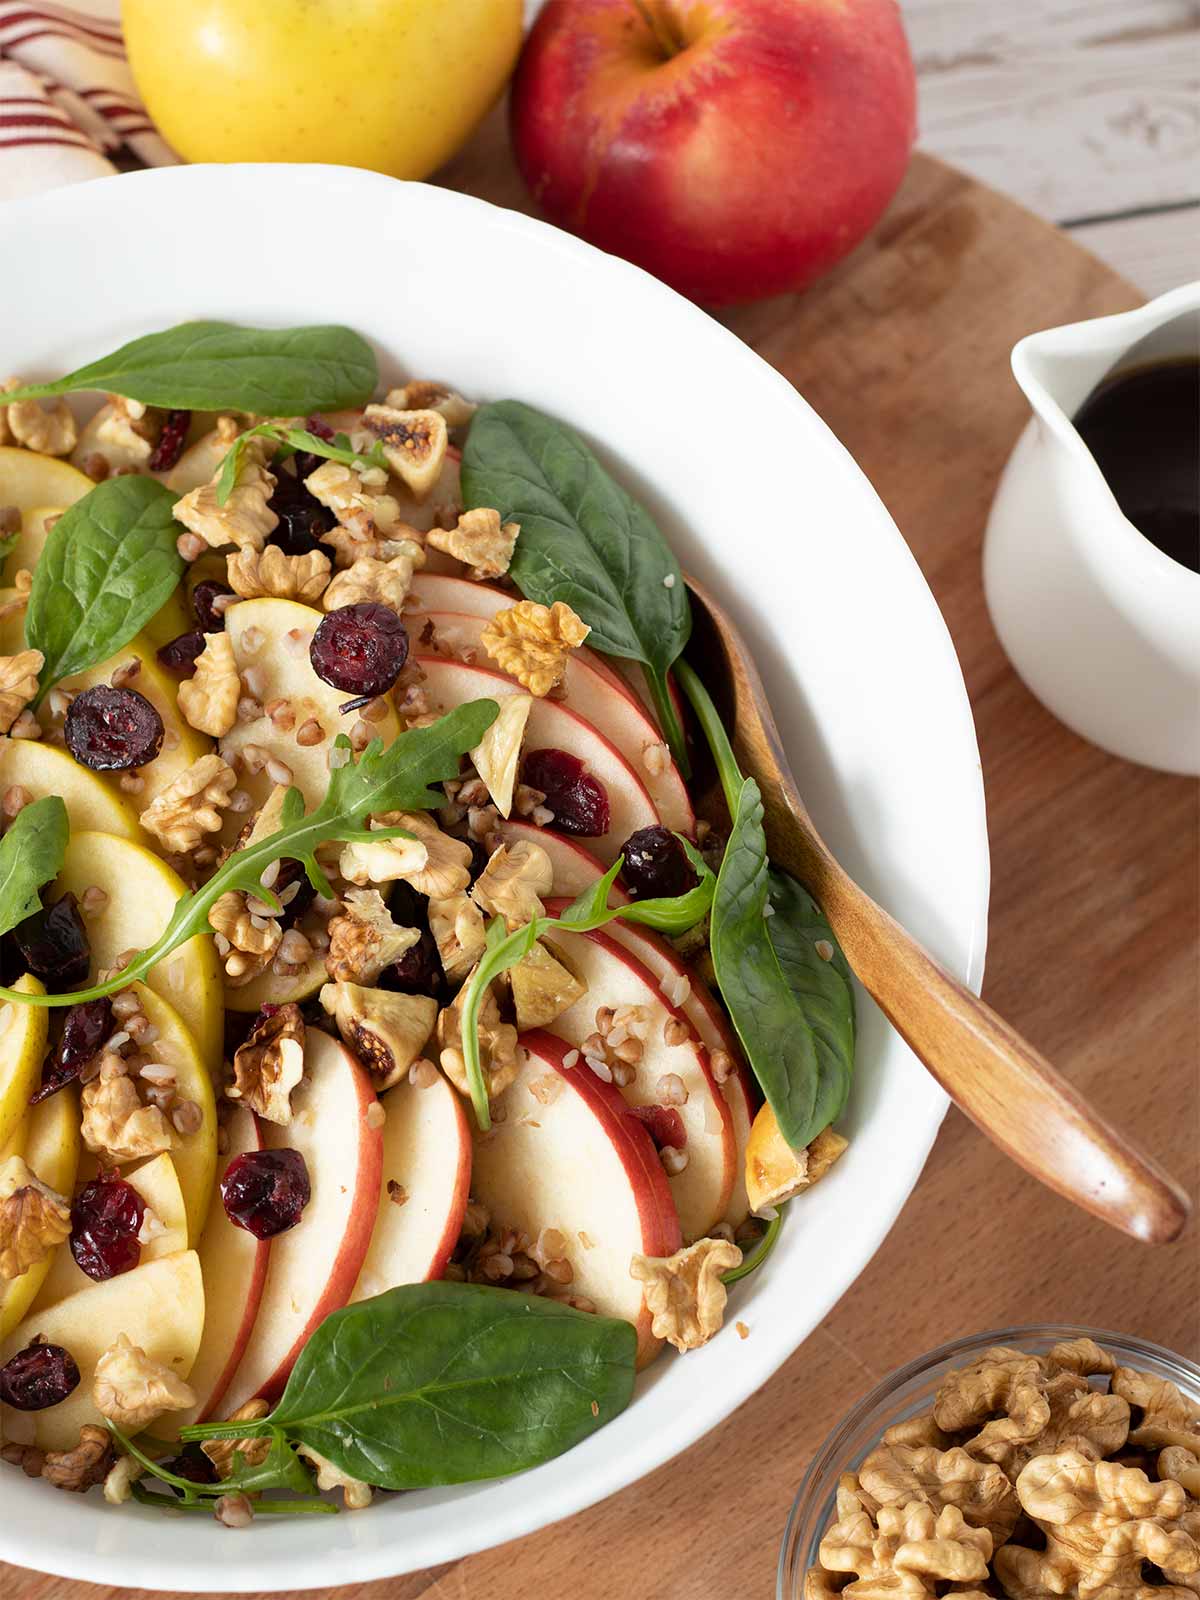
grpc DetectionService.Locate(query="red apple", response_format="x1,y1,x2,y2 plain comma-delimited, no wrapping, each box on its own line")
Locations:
511,0,916,305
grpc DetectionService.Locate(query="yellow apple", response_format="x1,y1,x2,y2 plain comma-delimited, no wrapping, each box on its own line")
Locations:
0,739,139,839
0,1086,81,1339
0,974,48,1154
0,448,91,521
53,830,223,1075
122,0,523,179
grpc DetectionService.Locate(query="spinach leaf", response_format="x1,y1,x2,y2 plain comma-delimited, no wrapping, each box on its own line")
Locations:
24,475,183,698
181,1282,637,1490
214,423,391,506
0,702,498,1012
2,322,377,414
461,401,691,769
0,795,68,940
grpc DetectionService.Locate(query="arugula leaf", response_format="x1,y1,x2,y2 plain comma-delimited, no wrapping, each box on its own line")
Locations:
1,322,377,413
461,401,692,769
0,795,67,940
109,1423,335,1516
0,704,498,1013
181,1282,637,1490
24,476,183,699
214,423,391,506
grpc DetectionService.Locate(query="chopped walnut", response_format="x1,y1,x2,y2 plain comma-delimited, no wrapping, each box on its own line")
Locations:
322,544,423,611
295,1443,373,1509
172,436,278,551
368,809,473,898
438,973,519,1101
320,982,438,1092
306,459,401,546
361,404,448,498
428,891,487,979
325,887,420,984
471,840,554,930
209,888,282,957
178,633,241,736
139,752,238,854
0,648,43,734
338,829,431,890
71,396,159,474
40,1425,115,1492
228,1002,306,1124
820,1498,994,1600
859,1440,1021,1546
93,1332,196,1432
1112,1367,1200,1453
629,1235,743,1353
427,506,519,580
383,380,476,428
8,396,77,456
480,599,589,696
81,1072,176,1162
201,1398,272,1478
226,544,331,604
0,1155,71,1279
102,1452,146,1505
0,378,22,446
509,939,587,1031
469,694,533,817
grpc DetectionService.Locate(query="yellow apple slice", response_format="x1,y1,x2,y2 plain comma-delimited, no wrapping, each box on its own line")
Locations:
0,447,93,519
0,974,48,1154
0,1249,204,1449
0,1086,81,1339
163,425,232,495
127,982,217,1243
60,635,211,816
0,740,139,839
53,830,223,1075
225,947,328,1014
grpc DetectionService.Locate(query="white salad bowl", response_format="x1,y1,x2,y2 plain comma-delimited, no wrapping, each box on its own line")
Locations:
0,164,989,1592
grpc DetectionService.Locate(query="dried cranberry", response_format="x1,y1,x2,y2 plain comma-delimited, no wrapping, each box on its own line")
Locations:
0,1343,80,1409
64,684,164,771
521,749,611,837
304,414,336,442
221,1148,310,1238
31,997,113,1104
13,894,90,991
268,465,335,555
620,826,699,901
310,603,409,697
382,928,444,1001
147,409,192,473
70,1172,145,1281
626,1104,687,1151
192,579,234,632
156,630,206,678
158,1443,218,1489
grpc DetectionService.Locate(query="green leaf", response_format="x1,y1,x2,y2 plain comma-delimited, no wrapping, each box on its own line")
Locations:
183,1282,637,1490
2,322,378,413
0,702,498,1014
0,795,68,939
24,476,182,698
461,400,692,768
722,1210,782,1284
0,530,18,567
214,424,391,506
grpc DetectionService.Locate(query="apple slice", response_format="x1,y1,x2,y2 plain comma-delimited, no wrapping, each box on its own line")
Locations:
0,1086,81,1339
0,1249,204,1450
0,974,48,1153
351,1069,471,1301
495,820,630,904
541,920,736,1242
0,740,139,839
412,612,692,833
0,446,92,519
35,1149,189,1311
173,1106,270,1428
221,1029,382,1408
601,920,758,1227
417,655,659,863
471,1030,680,1367
54,830,224,1075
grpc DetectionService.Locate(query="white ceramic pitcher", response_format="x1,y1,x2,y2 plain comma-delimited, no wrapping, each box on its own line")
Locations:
984,282,1200,775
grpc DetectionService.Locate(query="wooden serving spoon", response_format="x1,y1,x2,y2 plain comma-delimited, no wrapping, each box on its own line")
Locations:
685,575,1191,1245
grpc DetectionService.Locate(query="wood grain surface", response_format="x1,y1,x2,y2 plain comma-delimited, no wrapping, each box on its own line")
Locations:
4,138,1197,1600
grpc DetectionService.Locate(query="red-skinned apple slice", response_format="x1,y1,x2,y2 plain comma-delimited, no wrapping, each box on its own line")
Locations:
496,820,630,903
351,1069,471,1299
221,1031,382,1408
173,1106,270,1427
541,917,736,1241
471,1029,680,1367
416,655,659,862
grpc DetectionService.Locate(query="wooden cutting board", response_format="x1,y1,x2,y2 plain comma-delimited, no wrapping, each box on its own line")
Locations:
6,125,1197,1600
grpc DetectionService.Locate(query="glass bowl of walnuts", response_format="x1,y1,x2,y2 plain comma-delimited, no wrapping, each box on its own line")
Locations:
778,1324,1200,1600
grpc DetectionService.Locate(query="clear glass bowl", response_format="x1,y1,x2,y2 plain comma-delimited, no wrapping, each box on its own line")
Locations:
778,1324,1200,1600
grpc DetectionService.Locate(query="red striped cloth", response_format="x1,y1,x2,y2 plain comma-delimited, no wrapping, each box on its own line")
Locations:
0,0,175,198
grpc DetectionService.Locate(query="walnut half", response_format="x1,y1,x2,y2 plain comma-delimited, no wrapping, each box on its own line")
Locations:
0,1155,71,1279
228,1002,306,1124
93,1332,196,1432
629,1235,743,1353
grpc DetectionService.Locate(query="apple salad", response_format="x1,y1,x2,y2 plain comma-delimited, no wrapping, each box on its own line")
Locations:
0,323,854,1520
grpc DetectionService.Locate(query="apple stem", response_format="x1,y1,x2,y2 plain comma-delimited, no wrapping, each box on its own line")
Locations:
629,0,683,60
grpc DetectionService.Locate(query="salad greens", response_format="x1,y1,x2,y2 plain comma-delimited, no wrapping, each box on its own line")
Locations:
0,705,498,1013
0,795,68,941
213,423,391,506
461,401,692,772
1,322,377,414
24,475,183,700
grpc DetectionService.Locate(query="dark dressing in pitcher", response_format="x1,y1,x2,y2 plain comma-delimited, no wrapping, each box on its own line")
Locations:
1073,358,1200,574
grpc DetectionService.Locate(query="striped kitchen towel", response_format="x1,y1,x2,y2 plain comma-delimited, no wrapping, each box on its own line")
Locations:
0,0,175,199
